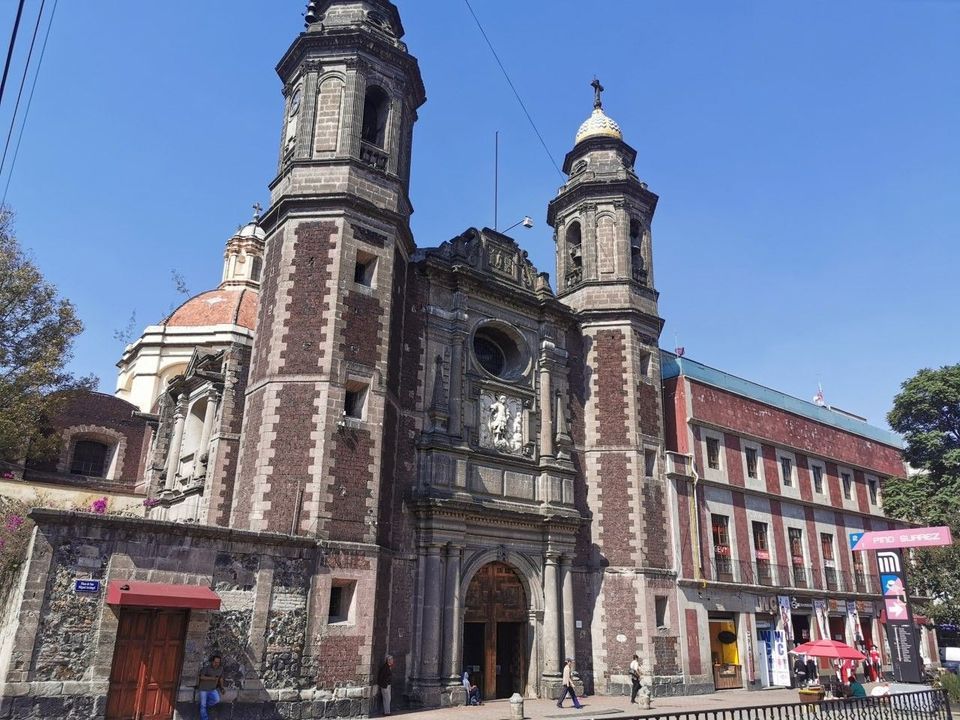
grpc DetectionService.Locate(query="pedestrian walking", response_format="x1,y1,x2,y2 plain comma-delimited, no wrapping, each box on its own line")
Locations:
556,657,583,709
197,654,225,720
629,654,642,703
377,654,394,716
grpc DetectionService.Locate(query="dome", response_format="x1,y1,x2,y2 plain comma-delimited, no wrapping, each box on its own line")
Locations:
575,107,623,144
163,288,258,331
234,220,265,241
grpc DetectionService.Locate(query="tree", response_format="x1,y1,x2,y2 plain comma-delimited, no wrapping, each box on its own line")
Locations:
0,209,96,462
884,364,960,623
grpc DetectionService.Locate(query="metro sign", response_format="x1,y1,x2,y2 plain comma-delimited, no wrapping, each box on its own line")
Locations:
850,526,953,552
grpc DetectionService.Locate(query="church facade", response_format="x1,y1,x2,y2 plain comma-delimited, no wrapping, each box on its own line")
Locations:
0,2,919,719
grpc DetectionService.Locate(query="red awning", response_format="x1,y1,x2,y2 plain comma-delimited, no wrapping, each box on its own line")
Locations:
106,580,221,610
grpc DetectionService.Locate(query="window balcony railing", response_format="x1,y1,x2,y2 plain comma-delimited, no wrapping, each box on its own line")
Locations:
695,558,879,595
359,141,388,170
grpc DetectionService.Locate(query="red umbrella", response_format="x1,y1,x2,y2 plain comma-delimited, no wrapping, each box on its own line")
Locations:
791,639,865,660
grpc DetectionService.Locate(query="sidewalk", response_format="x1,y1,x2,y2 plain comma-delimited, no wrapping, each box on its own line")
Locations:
383,686,809,720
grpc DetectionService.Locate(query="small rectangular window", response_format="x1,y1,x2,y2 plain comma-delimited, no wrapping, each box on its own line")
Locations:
780,456,793,487
788,527,804,562
344,382,368,420
639,351,651,379
842,472,852,500
752,521,769,553
812,465,824,494
353,250,377,287
706,437,720,470
644,449,657,477
745,447,758,479
868,478,878,505
820,532,835,561
328,580,356,624
711,514,730,549
655,596,668,628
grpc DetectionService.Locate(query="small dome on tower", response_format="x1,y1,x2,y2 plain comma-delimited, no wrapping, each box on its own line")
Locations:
575,107,623,144
234,220,266,241
575,77,623,145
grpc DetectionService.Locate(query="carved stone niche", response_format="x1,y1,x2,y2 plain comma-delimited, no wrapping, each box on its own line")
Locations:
478,391,524,455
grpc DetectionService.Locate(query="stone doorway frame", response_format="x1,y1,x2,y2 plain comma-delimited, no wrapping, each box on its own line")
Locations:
459,548,544,699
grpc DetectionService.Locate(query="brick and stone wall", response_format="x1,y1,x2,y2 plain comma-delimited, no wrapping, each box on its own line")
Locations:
0,510,378,720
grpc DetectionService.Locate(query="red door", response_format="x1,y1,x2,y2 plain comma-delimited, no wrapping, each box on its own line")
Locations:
106,609,188,720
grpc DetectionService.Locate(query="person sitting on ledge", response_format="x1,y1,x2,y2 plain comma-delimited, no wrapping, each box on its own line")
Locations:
462,670,482,706
847,676,867,699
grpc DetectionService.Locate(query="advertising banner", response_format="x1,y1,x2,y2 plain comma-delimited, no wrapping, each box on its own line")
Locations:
771,630,791,687
813,598,829,640
777,596,793,642
846,600,863,645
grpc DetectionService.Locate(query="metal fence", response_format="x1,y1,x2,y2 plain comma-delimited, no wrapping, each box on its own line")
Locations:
708,558,878,594
614,689,951,720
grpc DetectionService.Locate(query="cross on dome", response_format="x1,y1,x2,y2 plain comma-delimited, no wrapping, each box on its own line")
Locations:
591,77,604,110
252,202,263,221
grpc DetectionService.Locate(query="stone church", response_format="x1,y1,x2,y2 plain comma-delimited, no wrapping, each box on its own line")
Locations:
0,2,689,717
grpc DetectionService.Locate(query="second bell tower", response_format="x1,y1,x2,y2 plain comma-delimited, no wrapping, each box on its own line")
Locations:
231,0,425,538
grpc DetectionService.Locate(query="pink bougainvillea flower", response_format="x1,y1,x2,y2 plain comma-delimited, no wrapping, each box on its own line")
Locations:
5,515,24,531
91,497,108,514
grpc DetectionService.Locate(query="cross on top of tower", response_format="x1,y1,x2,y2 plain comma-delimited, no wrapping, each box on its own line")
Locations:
591,77,605,110
252,202,263,221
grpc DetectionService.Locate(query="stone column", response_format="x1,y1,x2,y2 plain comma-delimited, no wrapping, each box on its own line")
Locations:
197,389,220,472
542,553,561,677
419,544,444,682
539,361,553,458
560,555,576,665
163,398,187,491
443,544,463,682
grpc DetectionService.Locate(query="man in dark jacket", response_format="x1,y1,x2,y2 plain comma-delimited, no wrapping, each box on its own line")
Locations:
377,655,394,716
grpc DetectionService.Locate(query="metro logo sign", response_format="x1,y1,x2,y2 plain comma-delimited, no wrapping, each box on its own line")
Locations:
850,526,953,551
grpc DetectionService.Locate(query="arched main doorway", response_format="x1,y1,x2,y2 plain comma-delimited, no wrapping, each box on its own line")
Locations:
462,562,528,700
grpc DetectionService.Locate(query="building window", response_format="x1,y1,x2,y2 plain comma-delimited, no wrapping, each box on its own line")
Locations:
361,86,389,148
852,550,867,592
753,521,771,585
867,478,878,505
780,456,793,487
639,351,651,379
788,527,806,588
812,464,824,494
706,437,720,470
841,472,852,500
745,446,758,479
250,255,263,282
70,440,109,477
353,250,377,287
655,596,669,628
327,580,357,624
644,449,657,477
821,533,837,591
344,382,368,420
472,324,526,381
712,514,732,581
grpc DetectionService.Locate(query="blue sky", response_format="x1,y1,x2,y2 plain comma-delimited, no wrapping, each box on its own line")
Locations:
2,1,957,429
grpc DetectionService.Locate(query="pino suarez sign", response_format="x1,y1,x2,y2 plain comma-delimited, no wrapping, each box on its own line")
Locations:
850,526,952,552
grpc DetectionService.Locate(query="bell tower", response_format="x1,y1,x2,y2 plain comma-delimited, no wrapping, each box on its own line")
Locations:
548,83,681,692
231,0,425,540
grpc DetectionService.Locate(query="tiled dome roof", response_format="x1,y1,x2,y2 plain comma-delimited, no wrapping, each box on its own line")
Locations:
233,220,265,241
163,288,258,331
575,107,623,144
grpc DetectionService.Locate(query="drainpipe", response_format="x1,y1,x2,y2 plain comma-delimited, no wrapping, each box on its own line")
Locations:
683,452,704,581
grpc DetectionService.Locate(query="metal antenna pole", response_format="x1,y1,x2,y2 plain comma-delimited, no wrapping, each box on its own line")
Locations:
494,130,499,230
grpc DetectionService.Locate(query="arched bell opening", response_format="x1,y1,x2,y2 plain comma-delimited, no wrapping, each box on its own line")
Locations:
462,561,529,700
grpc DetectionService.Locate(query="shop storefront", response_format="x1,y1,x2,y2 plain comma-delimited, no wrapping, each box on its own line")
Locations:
709,614,743,689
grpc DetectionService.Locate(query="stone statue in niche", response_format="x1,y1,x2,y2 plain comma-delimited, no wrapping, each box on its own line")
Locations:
479,392,523,453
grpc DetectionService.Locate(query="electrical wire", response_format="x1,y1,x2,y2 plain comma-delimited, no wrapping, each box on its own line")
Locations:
0,0,27,108
0,0,46,184
1,0,56,206
462,0,564,178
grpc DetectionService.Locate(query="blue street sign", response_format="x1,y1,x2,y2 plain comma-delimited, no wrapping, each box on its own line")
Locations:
74,579,101,593
849,532,864,550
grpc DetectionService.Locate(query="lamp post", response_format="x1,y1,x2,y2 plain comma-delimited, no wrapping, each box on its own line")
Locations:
502,216,534,233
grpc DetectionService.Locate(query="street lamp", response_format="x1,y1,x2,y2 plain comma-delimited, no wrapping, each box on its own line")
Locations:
502,216,534,233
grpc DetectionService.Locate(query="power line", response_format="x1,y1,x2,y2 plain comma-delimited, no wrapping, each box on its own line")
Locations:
462,0,564,179
2,0,56,207
0,0,27,107
0,0,46,184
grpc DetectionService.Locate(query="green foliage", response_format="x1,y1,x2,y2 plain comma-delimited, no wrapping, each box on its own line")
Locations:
885,364,960,623
935,670,960,704
0,209,97,461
